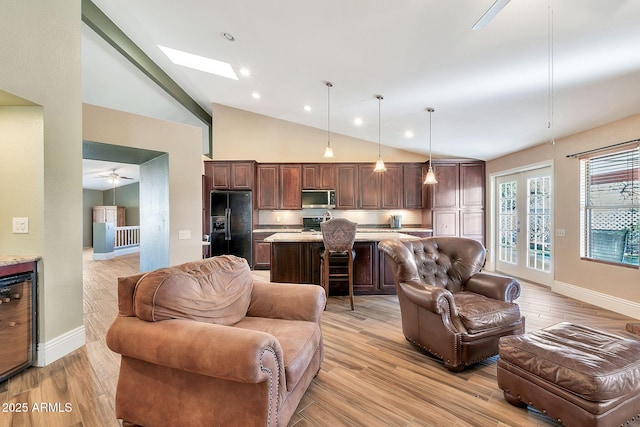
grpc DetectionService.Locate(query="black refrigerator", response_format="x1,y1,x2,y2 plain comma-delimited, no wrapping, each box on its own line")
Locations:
210,190,253,265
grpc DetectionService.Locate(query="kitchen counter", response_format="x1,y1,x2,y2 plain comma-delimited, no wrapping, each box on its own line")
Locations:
0,256,41,267
264,231,420,243
255,227,432,234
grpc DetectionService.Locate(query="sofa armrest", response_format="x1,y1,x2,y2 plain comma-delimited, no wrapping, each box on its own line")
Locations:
248,281,326,323
464,272,521,302
106,316,286,388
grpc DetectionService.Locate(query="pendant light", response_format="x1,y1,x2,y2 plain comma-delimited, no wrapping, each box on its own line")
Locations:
423,108,438,184
322,81,336,159
373,95,387,172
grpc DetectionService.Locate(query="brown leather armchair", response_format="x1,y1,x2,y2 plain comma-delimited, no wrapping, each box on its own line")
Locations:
379,237,524,372
106,255,326,427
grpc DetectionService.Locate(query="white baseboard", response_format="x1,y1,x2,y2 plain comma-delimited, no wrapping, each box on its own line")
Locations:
115,246,140,256
553,280,640,320
93,251,114,260
35,325,86,367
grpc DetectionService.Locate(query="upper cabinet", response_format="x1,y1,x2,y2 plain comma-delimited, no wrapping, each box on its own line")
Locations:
335,164,359,209
205,161,255,190
403,163,425,209
256,164,302,209
302,164,335,189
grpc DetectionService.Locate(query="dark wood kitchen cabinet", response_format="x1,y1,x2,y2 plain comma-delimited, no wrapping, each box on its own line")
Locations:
302,164,336,189
205,161,255,190
335,164,359,209
256,164,302,209
252,232,273,270
280,164,302,209
403,163,425,209
427,160,485,244
358,164,381,209
380,164,403,209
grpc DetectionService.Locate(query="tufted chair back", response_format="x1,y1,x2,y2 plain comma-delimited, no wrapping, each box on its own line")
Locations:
393,237,486,293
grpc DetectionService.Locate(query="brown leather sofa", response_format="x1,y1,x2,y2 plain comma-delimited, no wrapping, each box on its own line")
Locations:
106,255,326,427
379,237,524,372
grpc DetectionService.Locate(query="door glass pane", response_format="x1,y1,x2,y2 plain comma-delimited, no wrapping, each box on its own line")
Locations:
499,181,518,264
527,176,551,272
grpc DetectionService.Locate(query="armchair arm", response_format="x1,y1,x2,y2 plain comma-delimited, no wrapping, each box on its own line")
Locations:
464,272,521,302
248,281,326,322
106,316,285,388
397,281,457,316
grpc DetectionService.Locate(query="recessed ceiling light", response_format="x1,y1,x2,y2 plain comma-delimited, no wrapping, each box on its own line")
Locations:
354,117,363,126
252,92,261,99
158,45,238,80
239,68,251,77
304,105,312,112
222,32,235,41
405,130,414,138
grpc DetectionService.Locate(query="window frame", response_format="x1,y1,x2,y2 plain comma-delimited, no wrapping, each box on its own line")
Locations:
579,145,639,267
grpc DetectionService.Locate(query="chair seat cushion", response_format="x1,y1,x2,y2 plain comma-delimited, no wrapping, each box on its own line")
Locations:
499,322,640,401
235,316,322,392
454,291,522,333
133,255,253,325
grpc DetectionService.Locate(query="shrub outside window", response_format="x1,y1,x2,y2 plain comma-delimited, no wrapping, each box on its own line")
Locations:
580,146,638,266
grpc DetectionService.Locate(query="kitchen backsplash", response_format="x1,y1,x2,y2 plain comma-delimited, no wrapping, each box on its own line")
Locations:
258,209,423,227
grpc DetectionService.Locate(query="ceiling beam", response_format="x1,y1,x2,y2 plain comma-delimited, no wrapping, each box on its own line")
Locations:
81,0,213,156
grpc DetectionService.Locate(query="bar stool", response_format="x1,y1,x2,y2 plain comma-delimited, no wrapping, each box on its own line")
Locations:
320,218,357,310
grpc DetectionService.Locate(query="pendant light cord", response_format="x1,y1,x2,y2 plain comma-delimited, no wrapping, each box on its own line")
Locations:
326,82,332,147
377,95,383,158
548,0,555,145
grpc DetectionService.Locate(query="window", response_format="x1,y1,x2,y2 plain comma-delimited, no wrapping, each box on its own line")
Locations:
580,146,639,266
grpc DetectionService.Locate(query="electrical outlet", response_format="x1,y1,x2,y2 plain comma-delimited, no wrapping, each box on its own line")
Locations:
12,217,29,234
555,228,565,237
178,229,191,240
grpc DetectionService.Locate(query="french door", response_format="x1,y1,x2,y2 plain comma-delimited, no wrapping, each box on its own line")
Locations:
495,167,553,285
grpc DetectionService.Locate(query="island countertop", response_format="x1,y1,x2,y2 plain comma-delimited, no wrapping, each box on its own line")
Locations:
0,256,41,268
263,231,421,243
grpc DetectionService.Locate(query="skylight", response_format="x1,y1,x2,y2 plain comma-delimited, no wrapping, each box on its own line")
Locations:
158,45,238,80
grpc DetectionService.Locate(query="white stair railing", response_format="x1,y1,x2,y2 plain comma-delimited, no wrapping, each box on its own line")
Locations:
115,226,140,249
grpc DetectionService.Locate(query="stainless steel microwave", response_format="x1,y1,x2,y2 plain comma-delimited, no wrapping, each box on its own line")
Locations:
301,190,335,209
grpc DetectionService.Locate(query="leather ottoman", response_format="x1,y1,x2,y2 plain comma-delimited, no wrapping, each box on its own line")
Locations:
497,322,640,427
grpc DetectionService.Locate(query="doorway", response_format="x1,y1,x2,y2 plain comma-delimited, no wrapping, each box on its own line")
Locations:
493,165,553,285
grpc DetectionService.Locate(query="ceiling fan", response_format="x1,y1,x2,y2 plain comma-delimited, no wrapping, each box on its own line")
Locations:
472,0,511,30
94,168,134,184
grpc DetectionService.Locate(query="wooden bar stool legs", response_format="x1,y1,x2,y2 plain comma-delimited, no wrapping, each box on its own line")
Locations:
320,250,355,310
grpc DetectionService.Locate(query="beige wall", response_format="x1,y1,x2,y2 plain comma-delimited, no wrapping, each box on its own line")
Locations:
83,104,203,266
487,115,640,314
212,103,428,163
0,1,83,362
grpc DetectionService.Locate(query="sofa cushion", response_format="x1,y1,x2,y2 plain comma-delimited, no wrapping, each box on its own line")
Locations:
133,255,253,325
454,291,522,333
235,316,322,392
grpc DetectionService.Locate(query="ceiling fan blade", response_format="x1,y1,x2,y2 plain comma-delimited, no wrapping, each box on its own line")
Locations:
120,176,134,180
472,0,511,30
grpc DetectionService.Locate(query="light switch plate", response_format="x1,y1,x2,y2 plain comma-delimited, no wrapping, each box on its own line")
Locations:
178,229,191,240
12,217,29,233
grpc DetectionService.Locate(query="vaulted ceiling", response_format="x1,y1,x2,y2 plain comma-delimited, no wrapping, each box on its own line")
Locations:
82,0,640,162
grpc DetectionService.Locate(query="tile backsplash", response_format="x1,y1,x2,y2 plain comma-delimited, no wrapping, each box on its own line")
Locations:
258,209,423,227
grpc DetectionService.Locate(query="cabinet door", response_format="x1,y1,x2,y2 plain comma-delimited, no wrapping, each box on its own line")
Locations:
210,162,231,189
318,164,336,189
433,210,459,237
379,251,397,294
303,164,336,189
429,162,459,209
381,164,403,209
280,164,302,209
460,210,485,244
336,165,358,209
231,162,254,190
270,243,303,283
302,164,319,189
403,164,425,209
353,242,377,293
358,165,381,209
460,162,485,208
256,165,279,209
252,233,272,269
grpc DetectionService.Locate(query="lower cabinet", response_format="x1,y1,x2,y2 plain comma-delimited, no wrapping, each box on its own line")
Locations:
252,232,273,270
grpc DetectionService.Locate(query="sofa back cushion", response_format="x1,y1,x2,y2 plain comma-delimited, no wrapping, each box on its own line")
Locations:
133,255,253,325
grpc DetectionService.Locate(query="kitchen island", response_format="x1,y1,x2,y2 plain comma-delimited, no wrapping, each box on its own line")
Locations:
264,231,423,295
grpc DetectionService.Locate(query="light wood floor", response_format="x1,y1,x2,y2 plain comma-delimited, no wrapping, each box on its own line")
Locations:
1,251,638,427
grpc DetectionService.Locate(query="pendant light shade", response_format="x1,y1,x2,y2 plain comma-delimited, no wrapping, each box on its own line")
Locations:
424,107,438,184
322,81,336,159
373,95,387,172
